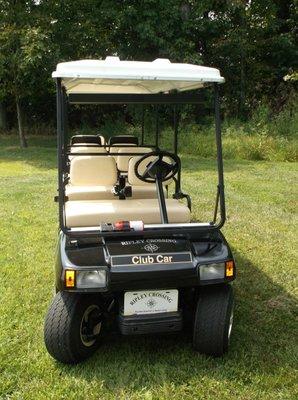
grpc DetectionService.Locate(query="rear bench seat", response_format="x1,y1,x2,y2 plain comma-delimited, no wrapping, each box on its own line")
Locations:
70,134,104,146
70,146,107,154
69,146,107,161
108,143,137,162
108,135,138,147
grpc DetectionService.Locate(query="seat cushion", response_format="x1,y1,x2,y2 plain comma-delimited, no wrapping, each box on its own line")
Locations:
65,199,190,227
132,185,167,199
65,185,115,200
65,183,165,200
65,184,165,200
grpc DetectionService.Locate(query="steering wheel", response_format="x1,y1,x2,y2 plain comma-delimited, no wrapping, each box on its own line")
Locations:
134,151,180,183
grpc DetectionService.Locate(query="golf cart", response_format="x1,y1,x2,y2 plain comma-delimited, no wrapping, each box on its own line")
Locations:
44,57,235,364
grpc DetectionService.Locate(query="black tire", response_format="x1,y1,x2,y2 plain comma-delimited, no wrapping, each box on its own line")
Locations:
44,292,103,364
193,284,234,357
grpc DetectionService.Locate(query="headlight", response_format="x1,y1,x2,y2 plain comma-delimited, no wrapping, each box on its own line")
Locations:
200,263,225,281
76,270,107,289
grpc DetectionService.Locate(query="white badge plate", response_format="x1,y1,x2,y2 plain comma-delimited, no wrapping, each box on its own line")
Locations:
124,289,178,316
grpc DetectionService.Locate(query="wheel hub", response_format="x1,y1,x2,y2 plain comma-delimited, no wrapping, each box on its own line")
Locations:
80,305,102,347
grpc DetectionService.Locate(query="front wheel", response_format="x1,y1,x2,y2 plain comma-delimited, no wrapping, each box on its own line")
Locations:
193,284,234,357
44,292,103,364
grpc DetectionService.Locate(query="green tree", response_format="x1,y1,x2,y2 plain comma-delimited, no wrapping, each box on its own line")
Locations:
0,0,296,132
0,0,51,146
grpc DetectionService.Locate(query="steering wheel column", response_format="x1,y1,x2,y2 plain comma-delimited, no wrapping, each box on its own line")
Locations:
155,171,169,223
134,151,180,224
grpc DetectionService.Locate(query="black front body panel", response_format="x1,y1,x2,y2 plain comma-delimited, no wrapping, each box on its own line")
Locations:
106,238,195,290
55,229,235,292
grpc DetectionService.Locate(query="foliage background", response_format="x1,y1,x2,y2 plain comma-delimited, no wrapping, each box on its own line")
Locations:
0,0,297,141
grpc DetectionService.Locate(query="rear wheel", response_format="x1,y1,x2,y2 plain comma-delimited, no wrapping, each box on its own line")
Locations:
193,284,234,357
44,292,103,364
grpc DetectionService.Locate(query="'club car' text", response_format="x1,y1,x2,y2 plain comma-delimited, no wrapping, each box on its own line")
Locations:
132,254,173,265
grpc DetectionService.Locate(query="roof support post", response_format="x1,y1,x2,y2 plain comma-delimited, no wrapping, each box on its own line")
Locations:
214,83,226,226
155,105,159,148
173,105,178,155
173,104,181,193
141,105,145,145
62,87,68,170
56,78,66,231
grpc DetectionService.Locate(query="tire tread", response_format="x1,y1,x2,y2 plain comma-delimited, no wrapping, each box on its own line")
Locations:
44,292,103,364
193,284,234,356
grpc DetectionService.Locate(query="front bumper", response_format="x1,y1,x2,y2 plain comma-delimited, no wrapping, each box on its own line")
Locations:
119,311,183,335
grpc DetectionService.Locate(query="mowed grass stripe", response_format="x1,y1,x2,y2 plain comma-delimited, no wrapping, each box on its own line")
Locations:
0,138,297,400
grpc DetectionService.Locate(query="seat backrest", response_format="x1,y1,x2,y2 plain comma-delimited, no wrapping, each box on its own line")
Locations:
108,144,137,162
69,156,117,186
108,135,138,146
70,135,103,146
69,146,107,161
70,146,107,154
116,147,152,172
128,155,174,186
108,143,137,152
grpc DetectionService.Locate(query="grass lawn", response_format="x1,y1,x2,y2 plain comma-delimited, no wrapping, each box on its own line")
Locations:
0,137,297,400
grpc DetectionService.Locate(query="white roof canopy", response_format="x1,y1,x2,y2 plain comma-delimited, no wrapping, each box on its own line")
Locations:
52,57,224,95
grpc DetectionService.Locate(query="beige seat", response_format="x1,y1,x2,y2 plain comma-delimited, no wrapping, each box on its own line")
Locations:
65,154,190,226
70,135,103,146
129,188,167,199
71,142,101,146
66,185,116,201
69,146,107,161
116,147,152,172
70,146,107,154
65,155,117,200
65,198,191,227
108,144,137,161
127,155,170,199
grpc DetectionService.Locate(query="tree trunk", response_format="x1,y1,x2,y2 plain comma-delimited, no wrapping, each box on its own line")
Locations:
238,8,246,118
0,102,8,130
239,48,245,117
16,98,28,148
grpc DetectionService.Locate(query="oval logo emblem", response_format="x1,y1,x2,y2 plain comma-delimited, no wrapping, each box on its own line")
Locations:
144,243,159,253
147,298,157,308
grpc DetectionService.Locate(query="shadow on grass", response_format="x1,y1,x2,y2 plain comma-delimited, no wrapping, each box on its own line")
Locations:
56,249,297,391
0,136,57,171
